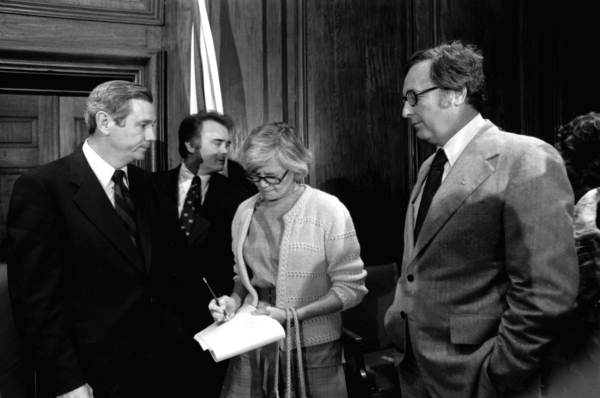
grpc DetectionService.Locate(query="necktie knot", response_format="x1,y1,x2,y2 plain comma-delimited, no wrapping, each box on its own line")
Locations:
191,175,201,190
430,149,447,169
112,169,127,185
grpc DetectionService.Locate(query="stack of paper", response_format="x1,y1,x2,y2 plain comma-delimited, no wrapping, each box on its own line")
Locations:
194,304,286,362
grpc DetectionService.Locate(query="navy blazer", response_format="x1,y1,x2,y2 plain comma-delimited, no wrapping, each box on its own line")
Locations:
7,147,164,395
153,163,254,336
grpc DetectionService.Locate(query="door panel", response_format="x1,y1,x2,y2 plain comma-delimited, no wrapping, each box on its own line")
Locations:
59,96,88,157
0,94,60,248
0,94,83,251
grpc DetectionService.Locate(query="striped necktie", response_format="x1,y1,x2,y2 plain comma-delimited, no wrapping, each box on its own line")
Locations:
112,170,138,248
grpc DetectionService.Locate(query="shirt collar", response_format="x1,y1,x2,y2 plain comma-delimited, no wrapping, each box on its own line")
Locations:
179,162,212,184
82,140,128,188
441,113,485,167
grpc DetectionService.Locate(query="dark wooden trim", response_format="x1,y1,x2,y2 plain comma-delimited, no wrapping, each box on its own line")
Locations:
150,50,167,171
0,0,164,26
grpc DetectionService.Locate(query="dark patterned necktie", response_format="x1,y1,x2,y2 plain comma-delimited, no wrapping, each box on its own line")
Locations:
180,175,201,238
414,148,447,242
112,170,138,248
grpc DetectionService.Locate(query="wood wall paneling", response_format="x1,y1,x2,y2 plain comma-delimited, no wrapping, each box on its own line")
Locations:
558,2,600,122
0,13,162,53
162,0,195,168
211,0,268,148
0,0,164,25
302,0,408,264
285,0,307,148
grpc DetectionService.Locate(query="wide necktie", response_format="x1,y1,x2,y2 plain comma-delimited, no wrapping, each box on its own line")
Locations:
181,175,201,238
414,148,447,242
112,170,138,248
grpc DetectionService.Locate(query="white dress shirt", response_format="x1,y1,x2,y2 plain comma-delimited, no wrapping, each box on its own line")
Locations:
82,140,128,207
177,163,211,217
412,113,486,225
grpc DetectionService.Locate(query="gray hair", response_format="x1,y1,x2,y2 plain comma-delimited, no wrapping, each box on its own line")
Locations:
240,122,313,182
84,80,153,134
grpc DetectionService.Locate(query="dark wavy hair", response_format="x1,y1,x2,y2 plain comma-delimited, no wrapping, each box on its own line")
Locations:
555,112,600,201
407,40,486,111
178,111,234,158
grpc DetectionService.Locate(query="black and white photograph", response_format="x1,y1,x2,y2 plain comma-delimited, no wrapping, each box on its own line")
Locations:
0,1,599,397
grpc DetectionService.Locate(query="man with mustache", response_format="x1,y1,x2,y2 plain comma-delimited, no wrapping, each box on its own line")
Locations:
153,111,254,397
7,80,166,397
384,41,578,397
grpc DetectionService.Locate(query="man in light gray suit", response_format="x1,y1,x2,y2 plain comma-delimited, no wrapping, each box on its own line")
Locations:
384,41,578,397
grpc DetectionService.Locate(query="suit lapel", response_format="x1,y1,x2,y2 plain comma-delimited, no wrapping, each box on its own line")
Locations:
404,157,433,259
164,166,180,220
412,122,500,260
69,148,145,272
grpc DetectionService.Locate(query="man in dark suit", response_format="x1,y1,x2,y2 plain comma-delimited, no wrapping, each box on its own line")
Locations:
7,80,166,398
384,41,579,397
153,111,254,397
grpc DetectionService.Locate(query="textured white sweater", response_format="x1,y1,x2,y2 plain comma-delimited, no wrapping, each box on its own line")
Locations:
232,185,368,347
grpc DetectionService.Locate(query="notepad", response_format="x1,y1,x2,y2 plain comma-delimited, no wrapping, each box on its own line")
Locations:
194,304,286,362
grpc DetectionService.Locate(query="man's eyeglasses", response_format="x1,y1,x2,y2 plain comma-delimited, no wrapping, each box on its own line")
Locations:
401,86,439,107
246,170,289,185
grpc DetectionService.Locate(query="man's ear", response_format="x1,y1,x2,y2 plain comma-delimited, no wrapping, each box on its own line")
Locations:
184,141,195,154
452,87,468,106
95,111,112,135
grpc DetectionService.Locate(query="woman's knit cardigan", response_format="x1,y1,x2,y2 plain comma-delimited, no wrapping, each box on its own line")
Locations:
232,185,368,347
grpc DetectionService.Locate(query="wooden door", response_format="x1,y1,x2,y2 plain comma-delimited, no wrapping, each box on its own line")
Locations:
0,93,86,395
0,93,86,257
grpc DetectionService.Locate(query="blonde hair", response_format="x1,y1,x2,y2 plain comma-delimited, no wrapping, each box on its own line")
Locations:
240,122,313,182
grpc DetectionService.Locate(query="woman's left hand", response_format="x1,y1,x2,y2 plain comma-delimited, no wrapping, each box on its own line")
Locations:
252,301,287,324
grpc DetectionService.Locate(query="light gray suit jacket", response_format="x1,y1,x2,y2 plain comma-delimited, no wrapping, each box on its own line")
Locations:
384,121,579,397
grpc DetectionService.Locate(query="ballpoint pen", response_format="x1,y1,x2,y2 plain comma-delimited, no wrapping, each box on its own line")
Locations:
203,277,232,321
202,276,219,301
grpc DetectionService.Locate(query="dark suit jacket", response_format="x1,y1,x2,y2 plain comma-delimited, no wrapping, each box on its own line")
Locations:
6,147,168,396
153,163,254,335
384,122,579,397
152,163,253,397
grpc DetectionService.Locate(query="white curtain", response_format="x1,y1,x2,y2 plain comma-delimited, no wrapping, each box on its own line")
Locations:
190,0,223,114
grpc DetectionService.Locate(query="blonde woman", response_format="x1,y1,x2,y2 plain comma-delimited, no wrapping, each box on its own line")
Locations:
209,122,367,398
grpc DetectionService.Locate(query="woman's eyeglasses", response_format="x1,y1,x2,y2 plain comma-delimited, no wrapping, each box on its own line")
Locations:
246,170,289,185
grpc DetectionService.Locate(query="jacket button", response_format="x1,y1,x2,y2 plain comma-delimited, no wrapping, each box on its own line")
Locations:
407,274,414,282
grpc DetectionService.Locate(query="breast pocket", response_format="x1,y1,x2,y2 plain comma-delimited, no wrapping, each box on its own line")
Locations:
450,314,500,345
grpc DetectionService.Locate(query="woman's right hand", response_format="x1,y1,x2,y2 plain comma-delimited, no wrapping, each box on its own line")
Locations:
208,295,238,322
